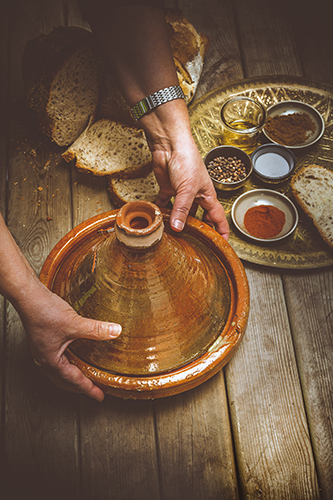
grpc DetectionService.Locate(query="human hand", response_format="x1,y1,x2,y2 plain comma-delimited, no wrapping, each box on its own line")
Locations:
142,100,229,239
20,282,122,402
151,137,229,239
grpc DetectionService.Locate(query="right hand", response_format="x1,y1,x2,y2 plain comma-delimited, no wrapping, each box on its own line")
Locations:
19,280,122,402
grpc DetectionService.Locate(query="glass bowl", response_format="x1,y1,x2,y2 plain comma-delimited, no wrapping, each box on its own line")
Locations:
220,96,266,153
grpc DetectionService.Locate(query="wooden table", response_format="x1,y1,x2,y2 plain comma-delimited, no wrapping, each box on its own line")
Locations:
1,1,332,499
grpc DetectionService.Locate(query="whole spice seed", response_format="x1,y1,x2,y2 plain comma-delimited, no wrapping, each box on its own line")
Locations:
207,156,247,183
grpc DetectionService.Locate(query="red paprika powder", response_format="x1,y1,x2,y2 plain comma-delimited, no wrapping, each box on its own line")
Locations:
244,205,285,239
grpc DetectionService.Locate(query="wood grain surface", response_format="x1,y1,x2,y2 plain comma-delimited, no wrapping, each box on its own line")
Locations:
0,0,332,499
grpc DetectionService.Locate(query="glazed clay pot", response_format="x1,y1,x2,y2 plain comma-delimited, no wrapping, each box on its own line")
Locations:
40,201,249,399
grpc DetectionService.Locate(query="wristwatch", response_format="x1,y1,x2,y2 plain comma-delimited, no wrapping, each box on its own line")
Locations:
130,85,185,121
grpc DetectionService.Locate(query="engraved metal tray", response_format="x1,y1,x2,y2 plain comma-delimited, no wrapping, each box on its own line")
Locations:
189,76,333,269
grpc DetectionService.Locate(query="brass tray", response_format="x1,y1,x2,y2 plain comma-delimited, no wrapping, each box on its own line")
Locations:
189,76,333,269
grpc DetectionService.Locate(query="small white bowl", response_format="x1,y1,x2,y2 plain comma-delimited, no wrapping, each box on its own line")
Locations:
251,144,296,184
263,100,325,149
231,189,298,243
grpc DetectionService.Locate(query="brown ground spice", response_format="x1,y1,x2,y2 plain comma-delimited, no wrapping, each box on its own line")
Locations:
265,112,316,146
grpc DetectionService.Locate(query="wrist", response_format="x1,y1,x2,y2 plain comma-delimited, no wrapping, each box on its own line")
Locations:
140,98,194,152
7,266,49,318
130,85,185,121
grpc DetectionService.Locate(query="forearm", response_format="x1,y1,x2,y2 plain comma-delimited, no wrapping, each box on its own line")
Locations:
87,4,194,154
86,3,176,105
0,213,43,312
0,213,121,401
85,2,229,238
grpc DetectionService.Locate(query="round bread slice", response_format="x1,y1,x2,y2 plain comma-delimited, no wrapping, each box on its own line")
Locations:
62,119,152,177
109,170,160,207
291,165,333,249
22,26,101,147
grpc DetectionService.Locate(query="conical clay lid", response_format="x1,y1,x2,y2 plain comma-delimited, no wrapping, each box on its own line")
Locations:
41,201,249,398
51,201,231,376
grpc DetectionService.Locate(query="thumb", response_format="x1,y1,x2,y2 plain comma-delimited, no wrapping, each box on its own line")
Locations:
74,317,122,341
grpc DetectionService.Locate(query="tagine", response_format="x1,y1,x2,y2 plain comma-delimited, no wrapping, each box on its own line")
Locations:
40,201,249,399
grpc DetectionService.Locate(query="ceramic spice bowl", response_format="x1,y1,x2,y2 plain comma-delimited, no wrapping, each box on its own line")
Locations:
204,145,253,191
231,189,298,243
251,143,296,184
263,100,325,149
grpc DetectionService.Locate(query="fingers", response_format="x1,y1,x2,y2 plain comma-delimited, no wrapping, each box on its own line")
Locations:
202,207,230,240
29,302,122,402
76,317,122,341
38,354,106,402
154,189,171,208
169,178,229,238
169,196,191,232
54,317,122,400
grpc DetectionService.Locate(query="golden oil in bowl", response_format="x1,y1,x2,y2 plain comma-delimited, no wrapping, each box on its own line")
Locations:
221,96,266,154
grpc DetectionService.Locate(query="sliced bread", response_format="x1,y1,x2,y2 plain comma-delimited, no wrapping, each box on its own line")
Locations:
291,165,333,249
22,26,102,147
108,170,160,206
23,13,208,139
62,119,152,177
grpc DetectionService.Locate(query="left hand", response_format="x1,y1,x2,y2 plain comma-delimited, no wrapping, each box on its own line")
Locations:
152,138,229,239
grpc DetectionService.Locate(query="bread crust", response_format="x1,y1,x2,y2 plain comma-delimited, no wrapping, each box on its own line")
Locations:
291,164,333,249
108,169,159,206
23,26,101,145
61,119,153,178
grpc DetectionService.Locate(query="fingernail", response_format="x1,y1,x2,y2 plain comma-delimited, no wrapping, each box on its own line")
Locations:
109,324,122,338
173,219,184,231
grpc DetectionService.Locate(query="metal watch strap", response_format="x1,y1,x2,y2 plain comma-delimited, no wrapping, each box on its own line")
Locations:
130,85,185,121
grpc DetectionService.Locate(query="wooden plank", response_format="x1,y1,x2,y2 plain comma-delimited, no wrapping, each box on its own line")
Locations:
5,111,80,500
79,397,161,500
154,374,239,500
283,269,333,500
65,4,161,499
226,266,320,498
153,2,241,499
222,1,320,498
4,1,81,498
281,5,333,498
284,0,333,84
233,0,302,78
179,0,243,99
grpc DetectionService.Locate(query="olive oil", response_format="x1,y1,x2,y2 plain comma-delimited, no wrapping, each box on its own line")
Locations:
222,119,260,153
220,97,266,153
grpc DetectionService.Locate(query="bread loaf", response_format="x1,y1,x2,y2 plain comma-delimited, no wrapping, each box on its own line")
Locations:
291,165,333,249
108,170,159,206
23,11,209,138
166,9,209,104
22,26,102,147
62,119,152,177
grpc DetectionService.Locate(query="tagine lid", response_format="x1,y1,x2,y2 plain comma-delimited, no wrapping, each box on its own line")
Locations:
40,201,249,399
